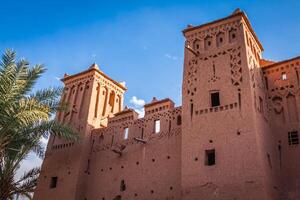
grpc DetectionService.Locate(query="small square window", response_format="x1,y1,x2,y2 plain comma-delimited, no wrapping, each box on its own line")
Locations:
205,149,215,166
210,92,220,107
124,127,129,139
281,72,287,80
50,177,58,189
154,120,160,133
288,131,299,145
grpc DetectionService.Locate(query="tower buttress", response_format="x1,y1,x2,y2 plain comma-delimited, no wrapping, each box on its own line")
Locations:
34,63,126,200
181,10,274,200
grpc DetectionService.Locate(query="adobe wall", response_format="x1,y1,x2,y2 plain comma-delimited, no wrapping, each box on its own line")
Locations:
84,103,182,200
243,23,281,200
263,58,300,199
33,10,300,200
181,14,270,200
34,67,126,200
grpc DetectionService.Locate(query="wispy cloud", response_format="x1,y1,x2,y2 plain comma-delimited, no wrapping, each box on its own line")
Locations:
54,76,60,81
129,96,145,117
165,53,179,60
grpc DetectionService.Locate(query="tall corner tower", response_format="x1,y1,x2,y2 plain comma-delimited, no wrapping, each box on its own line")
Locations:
181,10,274,200
34,63,126,200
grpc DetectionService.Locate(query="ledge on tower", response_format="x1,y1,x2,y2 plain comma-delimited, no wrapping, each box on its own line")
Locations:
144,97,174,116
108,107,139,124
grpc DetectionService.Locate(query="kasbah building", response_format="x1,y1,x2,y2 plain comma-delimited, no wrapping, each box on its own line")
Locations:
33,9,300,200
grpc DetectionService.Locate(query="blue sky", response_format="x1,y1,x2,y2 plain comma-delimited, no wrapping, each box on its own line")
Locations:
1,0,300,108
2,0,300,177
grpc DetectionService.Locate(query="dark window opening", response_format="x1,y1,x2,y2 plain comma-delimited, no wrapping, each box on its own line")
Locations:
190,102,194,117
288,131,299,145
141,128,144,139
267,153,272,169
278,144,282,169
211,92,220,107
265,77,269,90
113,195,122,200
238,92,241,110
205,149,215,166
120,180,126,191
177,115,182,125
50,177,58,189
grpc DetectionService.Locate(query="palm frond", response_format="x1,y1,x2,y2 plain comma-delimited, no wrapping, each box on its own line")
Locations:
0,50,79,199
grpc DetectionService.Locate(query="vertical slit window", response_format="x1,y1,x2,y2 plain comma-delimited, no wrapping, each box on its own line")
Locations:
154,120,160,133
124,127,129,140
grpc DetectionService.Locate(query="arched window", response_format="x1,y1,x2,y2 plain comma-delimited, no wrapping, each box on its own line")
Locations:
229,28,237,43
204,36,213,50
216,32,225,47
109,91,116,112
193,39,201,54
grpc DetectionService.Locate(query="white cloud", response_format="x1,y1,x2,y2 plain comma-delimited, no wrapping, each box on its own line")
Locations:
129,96,145,118
130,96,145,107
16,137,49,181
134,108,145,118
16,153,42,180
165,53,179,60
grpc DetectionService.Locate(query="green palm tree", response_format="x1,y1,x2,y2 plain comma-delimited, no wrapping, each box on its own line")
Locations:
0,50,79,200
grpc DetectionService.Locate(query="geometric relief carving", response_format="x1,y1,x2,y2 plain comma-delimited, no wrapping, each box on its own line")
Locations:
272,96,285,123
229,48,242,86
208,61,220,83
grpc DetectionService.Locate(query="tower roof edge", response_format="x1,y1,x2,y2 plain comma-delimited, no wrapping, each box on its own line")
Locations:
182,9,263,51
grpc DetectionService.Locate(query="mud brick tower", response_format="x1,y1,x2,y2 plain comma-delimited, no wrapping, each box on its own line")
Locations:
34,9,300,200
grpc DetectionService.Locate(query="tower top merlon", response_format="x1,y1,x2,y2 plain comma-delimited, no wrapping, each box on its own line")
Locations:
60,64,127,91
89,62,99,70
182,9,263,51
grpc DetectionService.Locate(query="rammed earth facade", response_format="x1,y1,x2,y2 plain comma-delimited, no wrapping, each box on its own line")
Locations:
34,9,300,200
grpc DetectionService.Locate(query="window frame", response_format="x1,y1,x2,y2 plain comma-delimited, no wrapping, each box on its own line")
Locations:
281,72,287,80
154,120,160,134
50,177,58,189
123,127,129,140
210,91,220,107
288,131,299,145
205,149,216,166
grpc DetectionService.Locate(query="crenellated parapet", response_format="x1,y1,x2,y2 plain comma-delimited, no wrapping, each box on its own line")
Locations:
262,57,300,124
91,98,182,153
